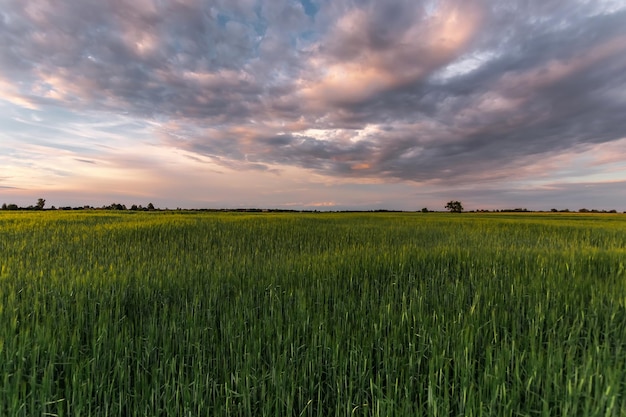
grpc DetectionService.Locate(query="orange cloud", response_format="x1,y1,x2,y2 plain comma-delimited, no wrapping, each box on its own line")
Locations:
351,163,371,170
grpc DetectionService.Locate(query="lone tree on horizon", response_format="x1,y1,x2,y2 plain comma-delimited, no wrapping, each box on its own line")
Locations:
445,201,463,213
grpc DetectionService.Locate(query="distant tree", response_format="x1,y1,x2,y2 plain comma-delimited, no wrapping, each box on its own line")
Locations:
109,203,126,210
1,203,6,210
421,207,429,213
147,203,155,211
36,198,46,210
445,201,463,213
6,204,18,210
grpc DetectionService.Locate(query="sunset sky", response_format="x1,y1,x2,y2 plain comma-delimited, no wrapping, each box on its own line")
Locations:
1,0,626,211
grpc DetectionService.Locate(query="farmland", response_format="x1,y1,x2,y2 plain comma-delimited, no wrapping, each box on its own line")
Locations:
1,211,625,416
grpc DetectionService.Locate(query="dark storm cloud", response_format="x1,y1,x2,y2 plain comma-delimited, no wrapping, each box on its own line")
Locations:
1,0,625,184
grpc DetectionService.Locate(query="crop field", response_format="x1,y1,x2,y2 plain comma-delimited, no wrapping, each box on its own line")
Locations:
0,211,625,416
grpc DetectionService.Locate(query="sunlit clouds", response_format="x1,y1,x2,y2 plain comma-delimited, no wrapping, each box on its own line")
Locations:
1,0,625,210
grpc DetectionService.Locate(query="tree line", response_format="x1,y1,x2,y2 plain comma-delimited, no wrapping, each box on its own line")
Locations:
1,198,623,213
1,199,157,211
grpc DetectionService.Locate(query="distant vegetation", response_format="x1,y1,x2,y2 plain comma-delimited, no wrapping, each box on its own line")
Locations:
444,200,463,213
1,200,158,211
1,211,625,415
1,198,624,213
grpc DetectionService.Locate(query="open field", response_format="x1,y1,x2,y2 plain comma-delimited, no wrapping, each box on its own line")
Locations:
1,211,625,416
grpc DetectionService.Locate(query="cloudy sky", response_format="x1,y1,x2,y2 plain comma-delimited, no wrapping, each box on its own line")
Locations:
1,0,625,210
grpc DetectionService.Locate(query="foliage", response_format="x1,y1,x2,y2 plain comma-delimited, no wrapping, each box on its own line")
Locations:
445,200,463,213
1,211,625,416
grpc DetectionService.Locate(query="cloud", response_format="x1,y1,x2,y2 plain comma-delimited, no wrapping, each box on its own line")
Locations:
1,0,625,206
300,1,484,106
443,180,626,211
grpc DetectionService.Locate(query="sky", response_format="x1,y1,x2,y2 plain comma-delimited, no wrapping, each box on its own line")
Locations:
1,0,626,211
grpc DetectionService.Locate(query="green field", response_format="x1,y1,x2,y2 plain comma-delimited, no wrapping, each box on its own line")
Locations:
1,211,625,416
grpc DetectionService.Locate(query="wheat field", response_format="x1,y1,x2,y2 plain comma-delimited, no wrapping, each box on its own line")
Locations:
1,211,625,416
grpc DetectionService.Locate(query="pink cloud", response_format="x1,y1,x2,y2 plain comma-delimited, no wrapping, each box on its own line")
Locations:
299,1,484,107
0,77,40,109
584,138,626,166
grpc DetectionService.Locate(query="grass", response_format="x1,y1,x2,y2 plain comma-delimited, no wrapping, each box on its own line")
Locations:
0,211,625,416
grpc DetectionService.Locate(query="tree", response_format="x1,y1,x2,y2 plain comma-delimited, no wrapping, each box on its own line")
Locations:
445,200,463,213
36,198,46,210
